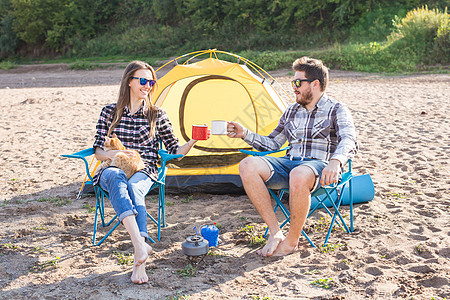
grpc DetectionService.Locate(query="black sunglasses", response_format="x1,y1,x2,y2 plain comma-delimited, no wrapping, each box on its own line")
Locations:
132,77,156,87
291,78,316,88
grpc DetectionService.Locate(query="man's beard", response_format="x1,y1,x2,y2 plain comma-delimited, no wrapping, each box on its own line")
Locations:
296,88,313,107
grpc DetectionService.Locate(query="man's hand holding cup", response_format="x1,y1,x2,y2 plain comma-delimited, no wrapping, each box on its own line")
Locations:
227,121,247,139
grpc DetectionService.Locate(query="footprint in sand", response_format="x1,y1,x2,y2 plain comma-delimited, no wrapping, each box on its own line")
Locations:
418,276,449,289
365,266,383,276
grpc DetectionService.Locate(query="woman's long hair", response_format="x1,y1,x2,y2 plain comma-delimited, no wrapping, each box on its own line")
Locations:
107,61,159,137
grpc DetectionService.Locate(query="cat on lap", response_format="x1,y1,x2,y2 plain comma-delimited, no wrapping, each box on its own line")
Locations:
100,133,145,179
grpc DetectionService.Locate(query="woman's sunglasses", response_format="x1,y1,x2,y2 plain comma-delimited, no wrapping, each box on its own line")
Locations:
132,77,156,87
291,78,316,88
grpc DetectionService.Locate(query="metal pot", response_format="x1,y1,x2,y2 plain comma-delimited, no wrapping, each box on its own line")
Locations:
182,235,209,257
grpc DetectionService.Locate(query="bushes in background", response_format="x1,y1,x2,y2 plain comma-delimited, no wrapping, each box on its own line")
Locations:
0,1,448,73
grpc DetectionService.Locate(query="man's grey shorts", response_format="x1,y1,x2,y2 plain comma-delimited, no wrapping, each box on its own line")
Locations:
260,156,328,192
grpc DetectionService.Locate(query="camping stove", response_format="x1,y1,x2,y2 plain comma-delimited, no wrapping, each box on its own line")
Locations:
181,234,209,266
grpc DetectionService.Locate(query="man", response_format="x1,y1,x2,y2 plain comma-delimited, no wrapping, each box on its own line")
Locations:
227,57,358,257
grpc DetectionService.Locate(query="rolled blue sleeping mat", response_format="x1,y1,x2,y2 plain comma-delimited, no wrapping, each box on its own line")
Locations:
311,173,375,208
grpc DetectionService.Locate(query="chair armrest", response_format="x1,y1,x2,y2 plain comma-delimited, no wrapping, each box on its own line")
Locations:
239,146,289,157
61,147,96,181
158,149,183,163
156,149,184,184
61,147,95,159
158,149,184,170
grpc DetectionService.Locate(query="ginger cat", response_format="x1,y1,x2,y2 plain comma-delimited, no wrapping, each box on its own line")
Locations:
100,133,145,179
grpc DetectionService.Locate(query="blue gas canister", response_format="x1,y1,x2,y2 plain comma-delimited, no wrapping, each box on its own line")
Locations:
200,223,219,247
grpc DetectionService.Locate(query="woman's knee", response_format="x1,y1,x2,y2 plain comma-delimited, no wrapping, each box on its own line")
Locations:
102,168,127,185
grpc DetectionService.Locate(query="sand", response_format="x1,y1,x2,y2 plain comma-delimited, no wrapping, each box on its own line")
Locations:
0,64,449,299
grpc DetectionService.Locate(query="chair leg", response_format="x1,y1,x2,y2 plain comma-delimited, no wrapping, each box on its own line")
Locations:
155,184,166,241
322,187,351,247
94,220,121,246
160,184,166,228
326,188,351,233
93,199,100,245
301,231,316,248
349,177,354,232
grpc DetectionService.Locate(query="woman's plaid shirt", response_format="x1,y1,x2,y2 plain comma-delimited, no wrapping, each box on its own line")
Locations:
92,103,179,185
243,93,358,166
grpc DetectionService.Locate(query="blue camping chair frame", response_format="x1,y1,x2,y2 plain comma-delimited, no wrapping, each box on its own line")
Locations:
240,147,354,248
62,147,182,246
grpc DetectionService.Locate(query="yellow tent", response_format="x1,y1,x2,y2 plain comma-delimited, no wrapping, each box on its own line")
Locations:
154,49,292,193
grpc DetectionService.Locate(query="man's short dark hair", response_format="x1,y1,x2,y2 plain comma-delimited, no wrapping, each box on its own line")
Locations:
292,57,329,92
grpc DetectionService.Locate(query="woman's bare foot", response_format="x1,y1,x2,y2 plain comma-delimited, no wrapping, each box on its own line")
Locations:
271,239,298,257
256,230,285,257
131,242,153,284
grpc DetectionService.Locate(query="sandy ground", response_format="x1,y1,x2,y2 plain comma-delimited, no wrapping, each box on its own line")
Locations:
0,64,449,299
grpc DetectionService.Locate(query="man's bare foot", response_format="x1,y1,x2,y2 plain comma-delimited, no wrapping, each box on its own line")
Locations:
256,230,285,257
271,239,298,257
131,242,153,284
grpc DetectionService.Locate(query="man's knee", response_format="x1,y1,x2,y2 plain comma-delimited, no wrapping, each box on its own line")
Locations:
289,167,316,192
239,157,270,180
239,157,257,175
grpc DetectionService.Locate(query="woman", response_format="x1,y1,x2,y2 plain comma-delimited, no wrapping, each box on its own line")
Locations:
92,61,198,284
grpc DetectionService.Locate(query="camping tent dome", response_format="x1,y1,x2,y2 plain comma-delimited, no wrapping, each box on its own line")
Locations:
154,50,292,193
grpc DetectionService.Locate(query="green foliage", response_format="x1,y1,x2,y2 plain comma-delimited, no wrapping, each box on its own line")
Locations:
9,0,119,51
252,296,275,300
1,243,17,249
0,14,17,57
112,251,133,265
32,246,46,254
310,278,334,289
0,59,17,69
33,224,48,231
349,5,409,42
165,290,191,300
387,5,449,64
176,264,198,278
239,51,298,71
239,224,267,248
434,14,450,62
29,257,60,273
37,197,72,207
319,243,343,253
10,0,62,45
0,1,448,73
82,203,95,213
310,5,449,74
181,195,193,204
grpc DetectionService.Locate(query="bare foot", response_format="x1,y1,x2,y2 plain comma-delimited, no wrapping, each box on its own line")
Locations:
271,239,298,257
131,242,153,284
256,230,285,257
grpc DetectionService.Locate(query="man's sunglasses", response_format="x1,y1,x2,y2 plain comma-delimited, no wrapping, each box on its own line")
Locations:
291,78,316,88
132,77,156,87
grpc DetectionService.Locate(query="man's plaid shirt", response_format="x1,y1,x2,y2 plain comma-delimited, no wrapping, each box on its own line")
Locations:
243,93,358,165
92,103,179,185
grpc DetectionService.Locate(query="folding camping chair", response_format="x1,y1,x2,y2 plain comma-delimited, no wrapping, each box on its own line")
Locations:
62,148,182,246
240,148,354,248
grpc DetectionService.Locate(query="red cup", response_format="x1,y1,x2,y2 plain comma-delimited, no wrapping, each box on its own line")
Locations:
192,124,210,140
